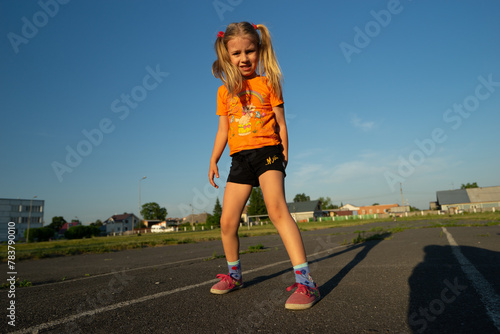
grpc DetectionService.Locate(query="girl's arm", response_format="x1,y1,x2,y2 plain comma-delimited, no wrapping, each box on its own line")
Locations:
209,115,229,188
274,104,288,168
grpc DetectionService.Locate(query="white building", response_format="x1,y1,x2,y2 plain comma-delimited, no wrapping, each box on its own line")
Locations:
339,204,360,213
0,198,45,241
436,186,500,211
103,213,140,235
287,200,323,222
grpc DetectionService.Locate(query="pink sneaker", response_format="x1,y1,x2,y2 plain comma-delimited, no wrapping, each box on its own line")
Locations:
285,283,320,310
210,273,243,294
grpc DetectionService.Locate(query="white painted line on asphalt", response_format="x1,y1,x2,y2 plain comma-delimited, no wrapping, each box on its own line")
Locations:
30,255,211,288
32,242,285,288
11,243,348,334
31,240,304,288
442,227,500,331
10,277,222,334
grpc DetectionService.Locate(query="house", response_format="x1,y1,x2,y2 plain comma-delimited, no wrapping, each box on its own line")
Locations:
241,200,323,223
333,210,354,216
143,220,162,228
358,204,399,215
287,200,323,222
58,221,80,236
241,205,270,224
339,204,360,212
436,186,500,212
144,219,182,228
388,205,410,214
241,206,249,224
183,212,208,225
339,204,360,215
103,213,140,235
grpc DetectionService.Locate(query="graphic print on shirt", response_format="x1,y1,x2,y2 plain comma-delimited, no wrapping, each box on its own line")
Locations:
237,104,255,136
228,90,267,138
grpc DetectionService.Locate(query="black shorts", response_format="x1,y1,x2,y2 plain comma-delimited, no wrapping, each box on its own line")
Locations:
227,145,286,187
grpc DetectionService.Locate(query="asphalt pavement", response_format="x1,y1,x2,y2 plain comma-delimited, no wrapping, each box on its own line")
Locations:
2,220,499,334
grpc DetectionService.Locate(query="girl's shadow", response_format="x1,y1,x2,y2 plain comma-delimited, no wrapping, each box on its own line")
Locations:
312,234,389,298
244,233,390,300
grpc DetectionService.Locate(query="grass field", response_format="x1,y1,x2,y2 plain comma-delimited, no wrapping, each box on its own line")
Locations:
2,212,500,262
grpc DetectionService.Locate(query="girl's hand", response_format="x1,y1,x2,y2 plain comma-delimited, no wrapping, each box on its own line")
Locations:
209,161,220,188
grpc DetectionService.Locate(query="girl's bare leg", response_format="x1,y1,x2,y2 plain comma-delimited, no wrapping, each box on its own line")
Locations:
220,182,253,262
259,170,307,266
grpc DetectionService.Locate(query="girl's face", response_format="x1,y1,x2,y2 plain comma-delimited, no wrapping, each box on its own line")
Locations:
227,36,258,78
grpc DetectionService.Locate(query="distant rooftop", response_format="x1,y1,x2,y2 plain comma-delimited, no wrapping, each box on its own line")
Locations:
437,186,500,205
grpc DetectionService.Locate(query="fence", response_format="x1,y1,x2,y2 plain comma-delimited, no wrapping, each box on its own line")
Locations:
306,207,500,223
309,214,377,222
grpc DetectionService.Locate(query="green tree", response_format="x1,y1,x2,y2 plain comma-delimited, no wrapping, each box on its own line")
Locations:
213,197,222,223
205,213,215,226
206,198,222,227
461,182,478,189
248,187,267,216
318,197,337,210
48,216,67,232
141,202,167,221
24,227,55,242
64,225,100,240
372,203,380,206
294,193,310,202
90,219,103,227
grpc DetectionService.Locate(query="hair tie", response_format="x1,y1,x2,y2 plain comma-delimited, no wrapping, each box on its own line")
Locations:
252,23,258,30
217,31,224,39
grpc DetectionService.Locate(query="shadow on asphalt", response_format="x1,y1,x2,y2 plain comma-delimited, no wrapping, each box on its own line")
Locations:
407,245,500,333
244,233,391,299
244,267,294,289
314,233,391,299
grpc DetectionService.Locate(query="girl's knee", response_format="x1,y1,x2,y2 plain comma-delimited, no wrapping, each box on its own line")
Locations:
220,217,239,235
267,206,292,225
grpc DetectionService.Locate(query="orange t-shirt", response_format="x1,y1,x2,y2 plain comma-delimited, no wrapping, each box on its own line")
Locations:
216,76,284,155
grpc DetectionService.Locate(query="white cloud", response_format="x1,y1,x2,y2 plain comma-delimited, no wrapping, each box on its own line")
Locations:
350,114,375,131
292,148,327,160
286,147,475,210
292,163,325,180
328,160,386,183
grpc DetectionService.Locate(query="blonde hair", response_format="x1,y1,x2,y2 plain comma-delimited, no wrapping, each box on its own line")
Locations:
212,22,283,97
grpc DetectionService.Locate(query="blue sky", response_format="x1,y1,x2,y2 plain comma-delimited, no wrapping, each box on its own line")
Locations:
1,0,499,223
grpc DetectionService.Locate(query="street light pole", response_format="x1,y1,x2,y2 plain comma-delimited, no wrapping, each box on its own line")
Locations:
139,176,147,229
27,196,37,243
400,183,405,212
189,204,194,226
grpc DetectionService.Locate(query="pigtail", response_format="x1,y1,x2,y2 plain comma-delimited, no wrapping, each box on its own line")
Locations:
212,32,242,95
255,24,283,98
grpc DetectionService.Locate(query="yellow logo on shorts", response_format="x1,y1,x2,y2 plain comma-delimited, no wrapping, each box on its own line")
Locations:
266,155,279,165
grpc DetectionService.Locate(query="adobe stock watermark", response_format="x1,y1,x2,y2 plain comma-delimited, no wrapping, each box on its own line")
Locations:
178,160,231,218
181,109,296,218
385,74,500,192
51,64,169,182
339,0,411,64
408,277,468,333
236,285,289,333
64,269,135,333
236,234,337,333
7,0,71,54
213,0,243,21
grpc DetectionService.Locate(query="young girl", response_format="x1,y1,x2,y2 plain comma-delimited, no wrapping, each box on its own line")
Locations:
208,21,320,310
